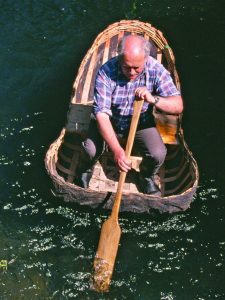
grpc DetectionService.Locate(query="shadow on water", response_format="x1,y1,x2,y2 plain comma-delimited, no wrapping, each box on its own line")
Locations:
0,0,225,299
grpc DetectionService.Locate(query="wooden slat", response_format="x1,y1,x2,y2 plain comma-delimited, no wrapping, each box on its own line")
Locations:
56,162,75,176
144,33,149,40
118,31,124,43
157,50,162,63
165,157,186,174
163,162,189,183
109,34,119,59
81,49,98,104
102,39,110,64
164,172,191,195
87,45,106,103
59,149,72,164
180,180,194,194
115,31,124,57
72,57,92,104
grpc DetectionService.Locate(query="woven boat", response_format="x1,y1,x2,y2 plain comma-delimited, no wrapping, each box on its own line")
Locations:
45,20,199,214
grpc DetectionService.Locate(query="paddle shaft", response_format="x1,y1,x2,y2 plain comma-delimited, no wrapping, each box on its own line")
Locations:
93,99,144,292
111,99,144,220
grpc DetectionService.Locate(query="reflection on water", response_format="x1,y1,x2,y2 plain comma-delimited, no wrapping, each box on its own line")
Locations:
1,174,224,298
0,0,224,299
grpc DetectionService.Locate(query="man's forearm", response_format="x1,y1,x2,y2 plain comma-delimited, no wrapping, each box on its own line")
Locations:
135,87,183,114
152,95,183,114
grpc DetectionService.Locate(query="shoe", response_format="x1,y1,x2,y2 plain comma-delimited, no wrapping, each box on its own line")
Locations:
138,174,161,196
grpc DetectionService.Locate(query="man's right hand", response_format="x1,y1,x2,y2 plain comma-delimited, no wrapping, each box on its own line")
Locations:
113,146,131,172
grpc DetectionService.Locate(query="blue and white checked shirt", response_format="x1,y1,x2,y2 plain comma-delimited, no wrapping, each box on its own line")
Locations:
93,56,180,134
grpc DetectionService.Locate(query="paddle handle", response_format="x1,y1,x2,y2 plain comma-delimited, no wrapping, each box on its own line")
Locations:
111,99,144,219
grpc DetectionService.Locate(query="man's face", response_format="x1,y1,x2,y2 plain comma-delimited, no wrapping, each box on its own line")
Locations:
121,53,145,81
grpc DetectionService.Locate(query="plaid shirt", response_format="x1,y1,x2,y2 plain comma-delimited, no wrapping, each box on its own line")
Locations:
93,56,180,134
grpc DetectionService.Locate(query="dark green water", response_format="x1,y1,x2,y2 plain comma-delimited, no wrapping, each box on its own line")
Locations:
0,1,224,299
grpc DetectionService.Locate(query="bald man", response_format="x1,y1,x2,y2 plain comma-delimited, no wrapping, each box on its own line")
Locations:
76,35,183,195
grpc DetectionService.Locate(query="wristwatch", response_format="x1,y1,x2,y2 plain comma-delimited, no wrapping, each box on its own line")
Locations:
153,96,160,106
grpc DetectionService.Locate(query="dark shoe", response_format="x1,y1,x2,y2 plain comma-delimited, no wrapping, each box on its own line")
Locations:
139,174,161,196
75,169,93,188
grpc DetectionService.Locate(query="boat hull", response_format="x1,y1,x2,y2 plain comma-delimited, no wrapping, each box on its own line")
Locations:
45,20,199,214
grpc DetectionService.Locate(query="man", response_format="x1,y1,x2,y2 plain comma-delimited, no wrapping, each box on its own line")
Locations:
76,35,183,195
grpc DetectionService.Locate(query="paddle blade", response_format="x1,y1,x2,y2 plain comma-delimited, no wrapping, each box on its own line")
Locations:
92,217,121,292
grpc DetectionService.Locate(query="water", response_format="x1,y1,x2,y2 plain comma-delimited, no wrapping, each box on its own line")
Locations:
0,1,224,299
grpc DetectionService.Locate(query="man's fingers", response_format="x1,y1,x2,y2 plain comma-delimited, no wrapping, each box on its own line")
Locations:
135,87,147,99
118,159,131,172
114,148,131,172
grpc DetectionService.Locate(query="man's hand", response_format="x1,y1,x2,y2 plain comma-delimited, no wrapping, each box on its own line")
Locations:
113,146,131,172
135,87,154,104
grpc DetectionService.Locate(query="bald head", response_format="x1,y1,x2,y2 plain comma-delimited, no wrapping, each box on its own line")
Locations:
118,35,150,81
118,35,151,59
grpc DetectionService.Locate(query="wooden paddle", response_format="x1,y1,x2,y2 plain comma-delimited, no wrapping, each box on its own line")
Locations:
92,99,144,292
